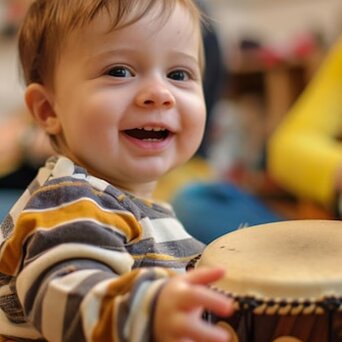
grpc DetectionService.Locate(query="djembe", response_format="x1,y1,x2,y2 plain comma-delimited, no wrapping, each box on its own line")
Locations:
193,220,342,342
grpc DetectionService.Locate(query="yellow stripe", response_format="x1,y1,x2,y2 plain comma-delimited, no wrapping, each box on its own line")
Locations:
132,253,197,263
0,199,142,275
92,268,174,341
31,181,91,197
92,270,140,342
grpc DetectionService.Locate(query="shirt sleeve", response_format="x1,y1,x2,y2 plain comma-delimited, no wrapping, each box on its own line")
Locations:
267,37,342,207
0,179,173,342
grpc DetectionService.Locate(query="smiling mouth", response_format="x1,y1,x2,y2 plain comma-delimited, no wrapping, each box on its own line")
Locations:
124,127,171,141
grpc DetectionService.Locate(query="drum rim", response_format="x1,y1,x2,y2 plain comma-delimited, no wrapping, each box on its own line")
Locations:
211,285,342,315
187,254,342,315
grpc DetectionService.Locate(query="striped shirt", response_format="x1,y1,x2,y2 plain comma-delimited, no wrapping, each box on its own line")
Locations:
0,156,204,341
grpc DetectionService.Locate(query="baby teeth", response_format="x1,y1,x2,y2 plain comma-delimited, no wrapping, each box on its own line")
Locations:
139,127,165,131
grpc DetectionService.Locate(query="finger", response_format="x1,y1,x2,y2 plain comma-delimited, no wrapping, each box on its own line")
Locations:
181,285,234,317
176,315,230,342
184,267,225,286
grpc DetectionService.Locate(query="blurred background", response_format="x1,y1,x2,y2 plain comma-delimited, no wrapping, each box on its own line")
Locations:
1,0,342,242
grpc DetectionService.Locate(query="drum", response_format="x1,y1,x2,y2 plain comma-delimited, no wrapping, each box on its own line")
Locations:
194,220,342,342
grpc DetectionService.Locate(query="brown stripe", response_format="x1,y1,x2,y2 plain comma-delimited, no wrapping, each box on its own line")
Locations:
92,270,141,341
0,200,142,275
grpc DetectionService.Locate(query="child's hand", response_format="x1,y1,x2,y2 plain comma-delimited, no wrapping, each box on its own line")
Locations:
154,267,234,342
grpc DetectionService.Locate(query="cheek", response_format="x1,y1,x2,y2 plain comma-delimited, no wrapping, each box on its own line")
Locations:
176,101,206,161
185,101,206,138
79,95,119,130
78,117,113,146
62,108,111,148
194,106,207,146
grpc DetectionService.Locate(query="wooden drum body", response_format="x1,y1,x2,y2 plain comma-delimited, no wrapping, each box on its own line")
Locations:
195,220,342,342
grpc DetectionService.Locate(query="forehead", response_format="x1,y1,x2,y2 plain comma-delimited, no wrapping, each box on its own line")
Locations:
60,3,201,61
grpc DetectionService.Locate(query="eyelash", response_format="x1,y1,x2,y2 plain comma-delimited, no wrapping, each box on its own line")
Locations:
105,66,194,81
167,69,192,81
106,65,135,78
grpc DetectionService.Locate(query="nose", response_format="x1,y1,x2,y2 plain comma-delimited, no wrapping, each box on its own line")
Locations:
135,83,175,109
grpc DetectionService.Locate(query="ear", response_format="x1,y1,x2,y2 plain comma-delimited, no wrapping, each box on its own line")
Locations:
25,83,62,135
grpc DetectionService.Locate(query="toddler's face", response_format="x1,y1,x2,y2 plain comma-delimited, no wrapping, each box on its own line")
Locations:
48,4,205,196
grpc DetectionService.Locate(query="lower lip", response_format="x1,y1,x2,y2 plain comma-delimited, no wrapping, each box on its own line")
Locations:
122,132,173,151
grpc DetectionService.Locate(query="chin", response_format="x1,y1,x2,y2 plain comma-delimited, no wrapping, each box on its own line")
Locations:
139,166,172,182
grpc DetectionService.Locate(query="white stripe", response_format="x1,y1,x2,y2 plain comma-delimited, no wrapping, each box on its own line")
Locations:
27,217,128,240
51,156,75,178
71,173,86,180
10,188,31,223
41,269,101,342
22,196,132,216
48,156,110,192
17,243,133,304
0,284,12,297
46,156,110,191
81,278,114,340
124,278,165,342
19,195,135,237
140,217,191,243
0,308,42,339
87,175,110,191
36,161,55,184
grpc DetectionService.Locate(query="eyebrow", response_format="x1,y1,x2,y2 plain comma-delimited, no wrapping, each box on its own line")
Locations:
86,48,135,63
168,50,199,65
87,48,199,66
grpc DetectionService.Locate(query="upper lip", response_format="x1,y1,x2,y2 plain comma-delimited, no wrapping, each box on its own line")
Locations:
123,125,174,141
135,126,167,132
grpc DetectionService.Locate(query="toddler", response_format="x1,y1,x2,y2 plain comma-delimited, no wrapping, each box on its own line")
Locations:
0,0,233,341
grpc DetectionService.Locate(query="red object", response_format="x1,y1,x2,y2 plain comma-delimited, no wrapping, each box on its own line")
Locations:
292,35,317,59
257,48,284,68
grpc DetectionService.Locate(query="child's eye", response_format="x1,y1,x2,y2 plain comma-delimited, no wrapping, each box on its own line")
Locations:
167,70,190,81
107,66,134,78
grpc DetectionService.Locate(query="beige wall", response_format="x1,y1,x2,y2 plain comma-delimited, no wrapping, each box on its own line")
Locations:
0,39,24,120
210,0,342,50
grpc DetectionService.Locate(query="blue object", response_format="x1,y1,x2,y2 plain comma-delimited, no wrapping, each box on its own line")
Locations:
0,189,22,222
171,182,283,244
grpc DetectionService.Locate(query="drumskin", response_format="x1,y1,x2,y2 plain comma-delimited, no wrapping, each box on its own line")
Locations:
197,220,342,302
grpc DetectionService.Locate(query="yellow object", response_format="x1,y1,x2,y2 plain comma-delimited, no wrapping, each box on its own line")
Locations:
268,37,342,207
153,157,214,202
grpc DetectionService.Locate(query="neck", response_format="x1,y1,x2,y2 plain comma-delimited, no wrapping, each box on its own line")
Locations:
114,180,158,199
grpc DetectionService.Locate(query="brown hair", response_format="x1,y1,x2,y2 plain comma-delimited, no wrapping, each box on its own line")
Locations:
18,0,204,87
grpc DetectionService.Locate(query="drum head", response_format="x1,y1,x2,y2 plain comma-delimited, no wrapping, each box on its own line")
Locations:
197,220,342,302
